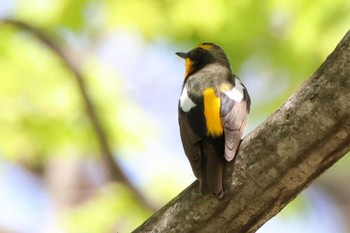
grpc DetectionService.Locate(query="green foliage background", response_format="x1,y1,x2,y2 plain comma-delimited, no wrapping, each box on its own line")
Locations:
0,0,349,232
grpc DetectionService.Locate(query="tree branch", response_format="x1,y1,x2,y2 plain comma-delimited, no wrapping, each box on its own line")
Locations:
0,19,157,212
134,30,350,232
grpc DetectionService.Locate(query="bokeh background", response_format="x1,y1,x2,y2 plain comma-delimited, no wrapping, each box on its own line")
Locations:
0,0,349,232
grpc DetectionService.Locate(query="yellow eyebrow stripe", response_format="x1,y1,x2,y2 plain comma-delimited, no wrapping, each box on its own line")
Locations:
198,44,213,51
203,88,223,137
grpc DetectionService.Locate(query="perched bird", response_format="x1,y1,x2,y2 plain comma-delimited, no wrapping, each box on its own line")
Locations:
176,43,250,197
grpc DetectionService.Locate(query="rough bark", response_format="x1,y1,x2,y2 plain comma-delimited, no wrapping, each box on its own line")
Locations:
134,30,350,233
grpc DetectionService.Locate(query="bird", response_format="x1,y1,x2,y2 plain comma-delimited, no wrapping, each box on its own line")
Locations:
176,43,251,198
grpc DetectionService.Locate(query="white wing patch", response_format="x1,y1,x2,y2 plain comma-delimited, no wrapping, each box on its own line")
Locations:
223,78,244,102
180,87,196,112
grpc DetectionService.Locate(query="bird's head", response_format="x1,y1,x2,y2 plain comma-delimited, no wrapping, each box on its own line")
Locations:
176,43,230,78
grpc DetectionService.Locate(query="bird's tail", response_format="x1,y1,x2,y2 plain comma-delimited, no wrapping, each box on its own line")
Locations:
200,137,225,198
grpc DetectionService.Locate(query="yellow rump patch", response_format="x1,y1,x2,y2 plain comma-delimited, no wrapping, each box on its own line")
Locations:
198,44,213,51
203,88,223,137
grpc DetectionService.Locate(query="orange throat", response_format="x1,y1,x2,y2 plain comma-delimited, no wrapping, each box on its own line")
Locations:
185,58,193,77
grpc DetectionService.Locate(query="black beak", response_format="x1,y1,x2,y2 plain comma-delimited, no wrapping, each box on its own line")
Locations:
175,52,188,59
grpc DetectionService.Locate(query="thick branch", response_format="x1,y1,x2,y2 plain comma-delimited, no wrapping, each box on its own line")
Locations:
0,19,157,212
134,30,350,232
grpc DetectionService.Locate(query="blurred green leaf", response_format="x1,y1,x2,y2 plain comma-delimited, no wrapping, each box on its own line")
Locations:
63,184,151,233
0,28,95,165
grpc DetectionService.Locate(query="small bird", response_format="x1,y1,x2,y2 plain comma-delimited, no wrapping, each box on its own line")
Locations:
176,43,250,197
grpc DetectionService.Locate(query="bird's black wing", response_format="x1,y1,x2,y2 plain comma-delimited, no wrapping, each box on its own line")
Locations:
178,99,206,179
220,86,250,161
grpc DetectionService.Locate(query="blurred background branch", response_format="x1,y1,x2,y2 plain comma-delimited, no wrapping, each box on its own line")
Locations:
0,18,157,212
